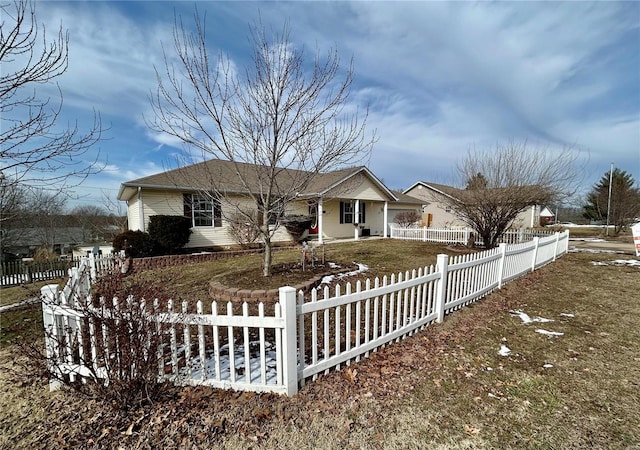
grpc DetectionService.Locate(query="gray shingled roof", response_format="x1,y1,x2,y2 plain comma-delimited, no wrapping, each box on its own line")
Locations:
391,190,425,205
118,159,397,201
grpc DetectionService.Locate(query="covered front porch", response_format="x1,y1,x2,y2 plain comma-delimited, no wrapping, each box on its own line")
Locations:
305,197,391,244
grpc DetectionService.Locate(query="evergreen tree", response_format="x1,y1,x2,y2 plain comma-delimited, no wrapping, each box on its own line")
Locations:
583,169,640,234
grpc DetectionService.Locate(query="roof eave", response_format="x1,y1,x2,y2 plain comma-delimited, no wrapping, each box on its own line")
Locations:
316,167,398,201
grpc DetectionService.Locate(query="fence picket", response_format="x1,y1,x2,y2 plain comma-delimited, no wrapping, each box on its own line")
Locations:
364,279,371,357
310,289,318,380
242,302,251,384
227,302,236,383
258,303,267,385
355,280,362,362
182,301,191,378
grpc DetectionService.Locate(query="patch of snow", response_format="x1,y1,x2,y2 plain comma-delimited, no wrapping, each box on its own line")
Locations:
569,247,623,254
320,262,369,285
0,297,40,312
591,259,640,268
485,367,493,371
543,364,554,368
180,340,280,385
560,313,575,318
569,238,607,242
535,329,564,336
320,274,336,285
510,310,554,324
498,344,511,356
328,262,341,269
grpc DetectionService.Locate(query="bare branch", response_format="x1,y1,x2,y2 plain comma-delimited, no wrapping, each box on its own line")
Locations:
148,11,375,275
0,0,104,194
451,141,585,247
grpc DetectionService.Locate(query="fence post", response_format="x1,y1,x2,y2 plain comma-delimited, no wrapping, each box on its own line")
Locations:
497,243,507,289
279,286,299,396
552,232,560,261
41,284,62,391
434,254,449,323
88,252,97,281
531,237,540,272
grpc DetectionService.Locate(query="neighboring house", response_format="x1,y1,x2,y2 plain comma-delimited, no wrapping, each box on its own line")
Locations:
3,227,88,258
117,160,422,248
539,207,555,225
403,181,540,229
72,243,115,258
388,190,425,224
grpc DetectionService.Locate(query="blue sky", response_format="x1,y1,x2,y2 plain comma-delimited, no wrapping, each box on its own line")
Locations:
25,1,640,209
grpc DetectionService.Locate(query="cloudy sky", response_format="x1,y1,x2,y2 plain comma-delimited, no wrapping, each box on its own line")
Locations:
12,1,640,209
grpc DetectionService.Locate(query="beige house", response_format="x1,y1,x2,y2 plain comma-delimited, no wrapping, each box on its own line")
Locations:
403,181,540,229
117,160,422,249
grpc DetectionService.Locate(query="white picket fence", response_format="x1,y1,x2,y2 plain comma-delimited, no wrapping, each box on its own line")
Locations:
41,231,569,395
389,225,556,246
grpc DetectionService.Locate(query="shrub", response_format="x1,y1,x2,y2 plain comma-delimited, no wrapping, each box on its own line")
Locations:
226,212,261,249
16,272,178,411
394,210,422,227
280,215,313,243
147,215,192,254
112,230,157,257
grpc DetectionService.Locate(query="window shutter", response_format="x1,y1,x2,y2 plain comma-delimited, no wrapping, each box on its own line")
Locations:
361,202,366,223
340,201,344,224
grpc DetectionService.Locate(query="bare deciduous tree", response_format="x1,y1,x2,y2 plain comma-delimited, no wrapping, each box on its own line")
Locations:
148,12,375,276
450,141,583,248
0,0,103,193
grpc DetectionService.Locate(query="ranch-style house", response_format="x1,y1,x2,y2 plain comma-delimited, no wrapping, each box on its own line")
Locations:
117,159,423,249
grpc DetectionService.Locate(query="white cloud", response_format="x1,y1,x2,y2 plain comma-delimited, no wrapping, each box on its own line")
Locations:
13,0,636,208
37,2,173,116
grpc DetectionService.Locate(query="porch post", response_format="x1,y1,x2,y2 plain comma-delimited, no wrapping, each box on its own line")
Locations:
354,199,360,240
383,201,388,238
317,197,324,245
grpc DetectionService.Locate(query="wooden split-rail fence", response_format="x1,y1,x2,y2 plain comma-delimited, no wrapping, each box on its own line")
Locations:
41,231,570,395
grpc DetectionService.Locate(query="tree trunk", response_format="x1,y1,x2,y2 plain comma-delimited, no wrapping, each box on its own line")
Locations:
262,229,272,277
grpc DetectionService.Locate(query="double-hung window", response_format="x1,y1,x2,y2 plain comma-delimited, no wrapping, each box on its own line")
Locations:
183,193,222,227
340,201,366,224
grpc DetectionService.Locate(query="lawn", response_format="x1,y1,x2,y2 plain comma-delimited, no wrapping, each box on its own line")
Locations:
97,240,472,302
0,239,638,449
0,278,64,308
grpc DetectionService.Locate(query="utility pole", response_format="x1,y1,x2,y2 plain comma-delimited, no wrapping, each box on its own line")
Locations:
606,162,613,237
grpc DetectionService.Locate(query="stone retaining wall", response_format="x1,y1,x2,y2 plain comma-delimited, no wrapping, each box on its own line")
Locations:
208,275,327,303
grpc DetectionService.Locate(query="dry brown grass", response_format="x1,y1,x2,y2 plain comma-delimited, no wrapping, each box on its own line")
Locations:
0,278,64,307
1,248,638,449
107,240,469,301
